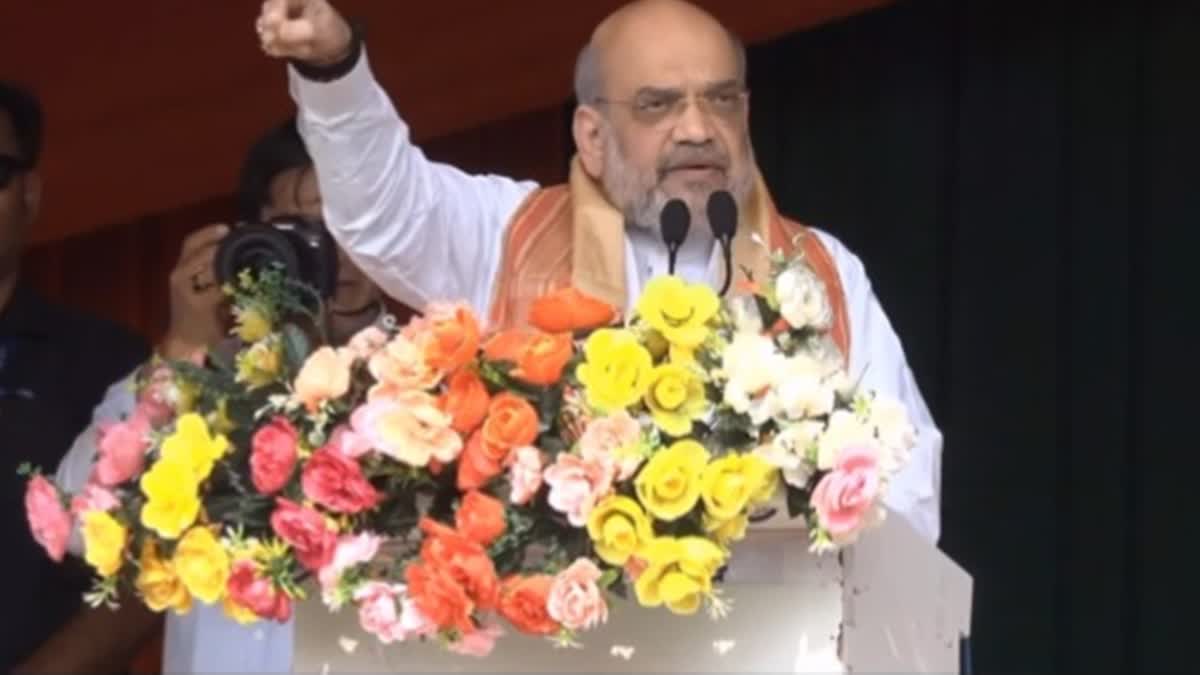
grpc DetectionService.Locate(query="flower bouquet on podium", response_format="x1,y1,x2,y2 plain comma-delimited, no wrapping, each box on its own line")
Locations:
21,240,915,656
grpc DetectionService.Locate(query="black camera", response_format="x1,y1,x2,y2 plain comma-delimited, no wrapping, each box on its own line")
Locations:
213,216,339,299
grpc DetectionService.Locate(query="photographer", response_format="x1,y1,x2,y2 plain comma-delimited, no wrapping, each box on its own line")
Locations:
54,118,391,673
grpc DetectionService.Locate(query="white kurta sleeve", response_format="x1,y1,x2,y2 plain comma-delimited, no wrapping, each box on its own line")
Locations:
811,229,944,545
287,50,539,318
54,369,139,557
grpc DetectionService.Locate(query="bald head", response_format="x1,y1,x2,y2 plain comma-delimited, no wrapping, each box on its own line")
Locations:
574,0,746,105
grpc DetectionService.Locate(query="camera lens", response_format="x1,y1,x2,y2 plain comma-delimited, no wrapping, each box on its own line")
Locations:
213,219,339,300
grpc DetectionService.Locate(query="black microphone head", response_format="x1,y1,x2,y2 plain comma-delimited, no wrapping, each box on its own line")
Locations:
660,198,691,249
706,190,738,241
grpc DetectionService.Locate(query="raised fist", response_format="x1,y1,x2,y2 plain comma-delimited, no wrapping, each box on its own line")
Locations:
256,0,352,66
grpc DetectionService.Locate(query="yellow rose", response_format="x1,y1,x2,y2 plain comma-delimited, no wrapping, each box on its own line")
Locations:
232,304,273,343
700,452,779,521
82,511,127,577
173,526,231,604
235,336,283,389
644,363,708,437
140,456,201,539
636,276,720,349
575,329,654,412
635,439,710,521
159,413,229,482
704,512,749,548
634,536,727,615
135,540,192,614
586,495,655,566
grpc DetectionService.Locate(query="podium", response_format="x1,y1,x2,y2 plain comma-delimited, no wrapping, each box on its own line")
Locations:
292,509,972,673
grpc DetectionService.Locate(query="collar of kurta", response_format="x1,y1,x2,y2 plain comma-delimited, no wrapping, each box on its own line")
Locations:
566,154,781,311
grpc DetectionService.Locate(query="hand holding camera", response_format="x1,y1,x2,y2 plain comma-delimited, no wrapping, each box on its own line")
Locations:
161,224,231,361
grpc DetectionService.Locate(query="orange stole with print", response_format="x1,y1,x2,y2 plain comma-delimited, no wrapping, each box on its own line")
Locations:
487,158,851,361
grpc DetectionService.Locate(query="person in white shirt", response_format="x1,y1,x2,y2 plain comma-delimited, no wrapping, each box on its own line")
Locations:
257,0,943,546
55,118,391,674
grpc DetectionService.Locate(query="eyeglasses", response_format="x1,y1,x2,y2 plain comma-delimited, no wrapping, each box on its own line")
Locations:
0,154,31,190
593,83,749,127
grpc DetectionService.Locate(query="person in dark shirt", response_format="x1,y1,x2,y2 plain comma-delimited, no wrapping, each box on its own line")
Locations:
0,82,158,672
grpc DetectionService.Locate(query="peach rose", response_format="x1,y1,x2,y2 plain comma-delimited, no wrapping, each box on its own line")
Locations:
543,453,615,527
438,369,490,435
547,558,608,631
344,325,390,362
578,411,644,481
368,333,442,399
351,391,463,468
293,346,352,412
499,575,558,636
421,302,481,374
528,287,616,333
506,446,544,505
811,444,881,540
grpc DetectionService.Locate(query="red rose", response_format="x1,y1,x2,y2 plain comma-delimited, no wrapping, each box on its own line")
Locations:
250,417,299,495
270,499,337,571
226,559,292,622
301,446,381,514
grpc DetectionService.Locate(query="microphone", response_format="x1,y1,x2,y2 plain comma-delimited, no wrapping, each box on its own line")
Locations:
659,199,691,275
707,190,738,296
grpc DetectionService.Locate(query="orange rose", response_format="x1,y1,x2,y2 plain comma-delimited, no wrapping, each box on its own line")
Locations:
457,430,508,491
528,287,616,333
483,331,573,387
456,491,506,547
482,393,539,453
422,303,481,373
418,518,500,611
405,561,475,634
439,369,491,434
499,575,559,636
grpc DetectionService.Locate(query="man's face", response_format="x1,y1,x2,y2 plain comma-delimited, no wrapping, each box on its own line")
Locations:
594,22,754,230
261,166,380,315
0,112,36,279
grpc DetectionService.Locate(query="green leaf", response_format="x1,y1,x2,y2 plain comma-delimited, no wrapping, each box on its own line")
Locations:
280,324,312,373
597,568,620,590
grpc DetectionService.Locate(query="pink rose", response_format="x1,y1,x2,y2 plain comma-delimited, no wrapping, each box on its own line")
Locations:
543,453,615,527
227,559,292,622
578,411,644,481
326,425,373,459
547,558,608,631
24,475,70,562
94,413,150,486
301,447,381,514
70,484,120,517
137,363,179,427
353,582,435,644
448,623,503,657
318,532,383,599
250,417,299,495
811,445,881,539
270,499,337,571
344,325,390,362
506,446,544,505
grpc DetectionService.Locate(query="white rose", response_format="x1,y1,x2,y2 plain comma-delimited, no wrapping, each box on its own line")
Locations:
774,355,836,421
722,332,786,423
868,396,916,472
775,265,832,331
816,410,875,470
758,421,825,488
729,295,764,334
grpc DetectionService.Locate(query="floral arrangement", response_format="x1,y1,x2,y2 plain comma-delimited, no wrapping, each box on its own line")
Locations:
22,244,914,656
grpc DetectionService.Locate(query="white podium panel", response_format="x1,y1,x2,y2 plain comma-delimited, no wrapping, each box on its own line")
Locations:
292,511,971,673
